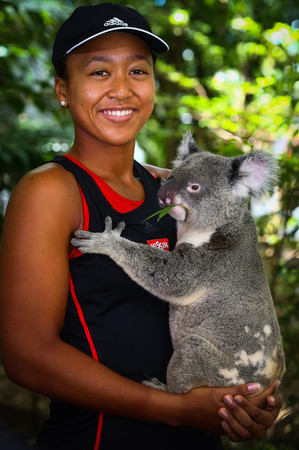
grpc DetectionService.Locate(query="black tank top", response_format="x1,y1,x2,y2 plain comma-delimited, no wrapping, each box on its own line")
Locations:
37,156,223,450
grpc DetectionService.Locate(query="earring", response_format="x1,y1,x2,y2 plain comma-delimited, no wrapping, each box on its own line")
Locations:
60,100,66,106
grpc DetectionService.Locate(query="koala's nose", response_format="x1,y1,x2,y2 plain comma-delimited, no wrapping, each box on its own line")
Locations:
158,178,177,207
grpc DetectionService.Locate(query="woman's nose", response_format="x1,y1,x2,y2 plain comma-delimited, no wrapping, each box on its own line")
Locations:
108,75,132,100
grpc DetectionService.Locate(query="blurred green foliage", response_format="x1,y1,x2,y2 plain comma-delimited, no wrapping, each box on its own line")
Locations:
0,0,298,448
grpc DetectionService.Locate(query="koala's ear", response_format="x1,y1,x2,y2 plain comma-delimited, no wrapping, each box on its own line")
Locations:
173,131,204,167
229,151,279,199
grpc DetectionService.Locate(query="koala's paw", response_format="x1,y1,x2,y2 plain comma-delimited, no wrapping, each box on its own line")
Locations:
71,216,125,254
142,377,167,391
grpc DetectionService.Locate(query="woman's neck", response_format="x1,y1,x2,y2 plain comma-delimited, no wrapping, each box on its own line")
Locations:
67,137,136,181
67,137,145,201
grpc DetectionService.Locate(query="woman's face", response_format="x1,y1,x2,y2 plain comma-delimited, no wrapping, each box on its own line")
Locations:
56,33,155,149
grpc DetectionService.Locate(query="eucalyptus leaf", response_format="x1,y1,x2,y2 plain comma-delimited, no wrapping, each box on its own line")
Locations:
143,204,177,222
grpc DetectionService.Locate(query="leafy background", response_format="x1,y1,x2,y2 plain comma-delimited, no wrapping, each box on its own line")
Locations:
0,0,298,448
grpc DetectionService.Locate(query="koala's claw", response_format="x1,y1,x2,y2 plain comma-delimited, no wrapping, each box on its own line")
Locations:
104,216,125,235
73,230,93,239
71,232,95,253
104,216,113,231
71,217,126,254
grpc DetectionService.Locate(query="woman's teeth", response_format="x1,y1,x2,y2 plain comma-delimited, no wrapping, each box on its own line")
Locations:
104,109,134,117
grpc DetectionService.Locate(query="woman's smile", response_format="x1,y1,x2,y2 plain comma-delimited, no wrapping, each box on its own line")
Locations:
101,107,136,121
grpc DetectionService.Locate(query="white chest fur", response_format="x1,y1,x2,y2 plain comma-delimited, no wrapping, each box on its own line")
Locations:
176,223,215,247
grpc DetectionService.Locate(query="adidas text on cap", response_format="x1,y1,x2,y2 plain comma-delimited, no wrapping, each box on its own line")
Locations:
52,2,169,70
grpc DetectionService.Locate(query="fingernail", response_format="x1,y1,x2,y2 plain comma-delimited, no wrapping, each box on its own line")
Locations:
234,396,243,405
224,395,233,405
274,380,281,391
219,409,228,419
248,383,260,393
222,421,229,430
269,395,275,404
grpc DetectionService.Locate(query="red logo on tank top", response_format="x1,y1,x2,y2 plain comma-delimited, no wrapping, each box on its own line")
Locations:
147,238,170,251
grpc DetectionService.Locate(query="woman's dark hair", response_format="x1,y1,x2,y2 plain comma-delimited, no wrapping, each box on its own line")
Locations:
55,55,69,80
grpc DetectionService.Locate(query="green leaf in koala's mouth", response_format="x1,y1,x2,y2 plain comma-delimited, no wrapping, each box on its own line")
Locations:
143,205,178,222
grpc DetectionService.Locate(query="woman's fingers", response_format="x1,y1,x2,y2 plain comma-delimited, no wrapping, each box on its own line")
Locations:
245,380,282,418
218,380,283,442
252,380,282,411
265,393,282,411
234,395,276,427
232,382,262,397
221,420,245,442
222,420,253,442
219,394,281,441
225,395,266,437
218,403,254,441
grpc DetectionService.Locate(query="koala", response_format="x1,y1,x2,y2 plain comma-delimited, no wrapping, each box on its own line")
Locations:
71,131,285,393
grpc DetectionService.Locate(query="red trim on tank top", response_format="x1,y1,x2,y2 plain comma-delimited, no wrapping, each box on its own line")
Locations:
69,186,90,259
69,275,104,449
69,275,99,360
64,155,144,213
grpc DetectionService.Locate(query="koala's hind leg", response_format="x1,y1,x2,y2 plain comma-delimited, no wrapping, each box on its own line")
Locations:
167,335,244,394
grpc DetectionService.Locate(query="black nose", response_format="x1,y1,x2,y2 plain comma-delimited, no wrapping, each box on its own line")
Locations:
158,178,177,207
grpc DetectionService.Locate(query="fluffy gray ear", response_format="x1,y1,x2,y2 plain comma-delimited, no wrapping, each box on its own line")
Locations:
230,151,279,199
173,131,203,167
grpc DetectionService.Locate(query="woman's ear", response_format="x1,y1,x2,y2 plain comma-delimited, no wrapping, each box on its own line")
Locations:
55,76,68,108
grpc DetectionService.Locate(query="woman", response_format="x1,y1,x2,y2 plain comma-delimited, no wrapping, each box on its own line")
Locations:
0,3,282,449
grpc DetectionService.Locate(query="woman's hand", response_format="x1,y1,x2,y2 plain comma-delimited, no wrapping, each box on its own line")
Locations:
218,380,282,442
176,382,260,433
175,380,282,441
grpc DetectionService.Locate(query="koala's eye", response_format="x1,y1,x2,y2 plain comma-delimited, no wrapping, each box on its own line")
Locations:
187,183,201,193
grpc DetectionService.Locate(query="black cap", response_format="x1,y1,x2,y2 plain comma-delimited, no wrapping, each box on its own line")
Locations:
52,2,169,70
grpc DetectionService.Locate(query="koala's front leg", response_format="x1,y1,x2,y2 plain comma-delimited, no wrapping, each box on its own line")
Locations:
72,216,172,279
71,217,126,257
71,217,198,304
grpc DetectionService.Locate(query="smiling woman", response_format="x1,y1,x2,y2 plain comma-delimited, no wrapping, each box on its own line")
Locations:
0,3,282,450
55,33,156,162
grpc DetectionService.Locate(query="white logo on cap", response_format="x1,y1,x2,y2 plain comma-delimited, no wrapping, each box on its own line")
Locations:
104,17,129,27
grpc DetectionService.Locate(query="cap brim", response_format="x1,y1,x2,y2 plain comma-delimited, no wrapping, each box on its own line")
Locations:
65,27,169,57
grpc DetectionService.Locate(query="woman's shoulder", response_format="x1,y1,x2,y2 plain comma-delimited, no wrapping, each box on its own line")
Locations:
6,162,83,231
13,161,79,200
21,160,76,184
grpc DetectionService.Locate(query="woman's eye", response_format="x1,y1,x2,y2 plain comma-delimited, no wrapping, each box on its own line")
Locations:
130,69,146,75
92,70,108,76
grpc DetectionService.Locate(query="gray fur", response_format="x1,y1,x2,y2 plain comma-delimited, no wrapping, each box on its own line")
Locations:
71,133,285,393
